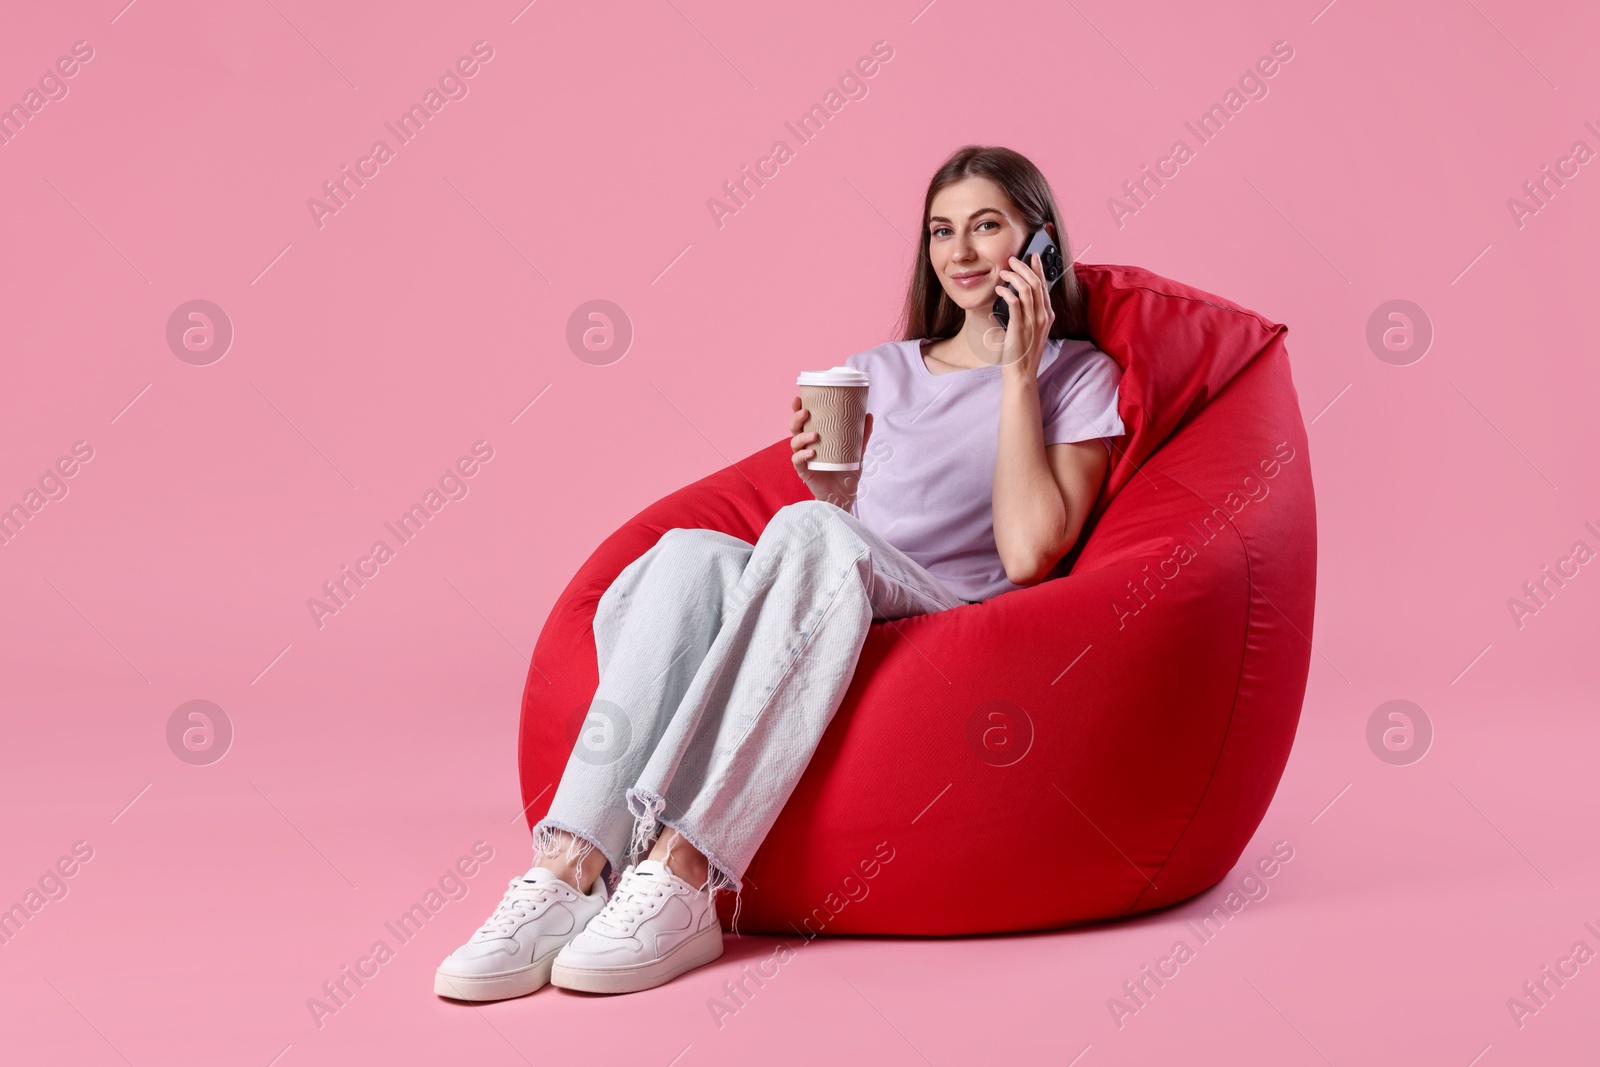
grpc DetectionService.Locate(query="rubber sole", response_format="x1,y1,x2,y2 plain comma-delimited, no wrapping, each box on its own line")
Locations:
550,924,724,994
434,948,560,1002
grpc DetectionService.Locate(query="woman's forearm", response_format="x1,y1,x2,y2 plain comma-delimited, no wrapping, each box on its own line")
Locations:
992,367,1068,584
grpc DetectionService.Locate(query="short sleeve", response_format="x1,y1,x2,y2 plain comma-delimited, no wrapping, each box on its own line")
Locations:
843,349,872,410
1042,349,1125,446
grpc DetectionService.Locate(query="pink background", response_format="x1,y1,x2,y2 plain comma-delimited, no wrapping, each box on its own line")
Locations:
2,0,1597,1064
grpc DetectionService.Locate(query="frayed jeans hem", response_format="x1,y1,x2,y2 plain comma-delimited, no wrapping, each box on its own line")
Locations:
529,817,620,894
624,786,747,936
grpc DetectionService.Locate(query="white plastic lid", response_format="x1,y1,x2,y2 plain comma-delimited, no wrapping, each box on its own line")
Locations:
796,366,870,387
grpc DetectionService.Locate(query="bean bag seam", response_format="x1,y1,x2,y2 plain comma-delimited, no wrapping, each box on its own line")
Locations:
1114,470,1255,918
1112,345,1298,910
1088,272,1279,332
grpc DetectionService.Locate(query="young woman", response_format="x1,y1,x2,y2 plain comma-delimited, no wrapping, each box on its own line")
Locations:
435,144,1124,1001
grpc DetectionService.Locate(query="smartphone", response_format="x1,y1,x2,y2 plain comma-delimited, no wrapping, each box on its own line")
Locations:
991,228,1066,329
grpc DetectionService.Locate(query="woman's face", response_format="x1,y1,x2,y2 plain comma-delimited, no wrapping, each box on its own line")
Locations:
925,176,1041,317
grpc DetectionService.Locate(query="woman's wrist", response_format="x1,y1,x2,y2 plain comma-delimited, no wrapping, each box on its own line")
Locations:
1000,358,1040,391
813,483,856,510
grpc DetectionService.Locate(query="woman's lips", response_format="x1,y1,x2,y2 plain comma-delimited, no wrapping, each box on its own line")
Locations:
951,271,990,288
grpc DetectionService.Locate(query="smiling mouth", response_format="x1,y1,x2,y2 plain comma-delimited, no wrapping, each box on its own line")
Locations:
951,271,990,287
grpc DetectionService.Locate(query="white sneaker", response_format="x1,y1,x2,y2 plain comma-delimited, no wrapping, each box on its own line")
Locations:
550,859,724,994
434,866,608,1001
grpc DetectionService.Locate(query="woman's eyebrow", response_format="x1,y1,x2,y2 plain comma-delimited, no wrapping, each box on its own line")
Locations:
928,207,1004,224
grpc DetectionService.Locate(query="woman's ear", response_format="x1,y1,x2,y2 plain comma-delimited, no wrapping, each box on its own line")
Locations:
1044,220,1057,243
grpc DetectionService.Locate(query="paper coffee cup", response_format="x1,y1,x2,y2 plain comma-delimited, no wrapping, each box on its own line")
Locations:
796,366,870,471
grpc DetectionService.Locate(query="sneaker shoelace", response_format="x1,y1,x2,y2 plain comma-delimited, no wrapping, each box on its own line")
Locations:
589,871,672,935
473,877,568,939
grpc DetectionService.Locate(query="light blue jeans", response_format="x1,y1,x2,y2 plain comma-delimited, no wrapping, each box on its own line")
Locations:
531,499,974,929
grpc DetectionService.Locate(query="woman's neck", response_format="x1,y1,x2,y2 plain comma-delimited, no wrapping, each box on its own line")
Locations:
924,314,1012,370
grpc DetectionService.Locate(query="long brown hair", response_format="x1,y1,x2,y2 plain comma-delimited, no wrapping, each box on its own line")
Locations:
895,145,1089,343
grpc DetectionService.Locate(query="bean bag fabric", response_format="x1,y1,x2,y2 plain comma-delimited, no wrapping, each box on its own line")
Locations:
517,262,1316,935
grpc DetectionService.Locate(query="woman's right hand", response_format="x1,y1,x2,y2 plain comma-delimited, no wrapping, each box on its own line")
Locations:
790,395,873,511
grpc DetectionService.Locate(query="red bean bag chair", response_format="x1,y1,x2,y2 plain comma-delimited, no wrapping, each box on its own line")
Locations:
517,262,1316,935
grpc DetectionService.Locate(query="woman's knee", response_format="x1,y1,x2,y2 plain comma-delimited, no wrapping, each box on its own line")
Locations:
600,528,750,620
760,499,858,549
747,502,870,589
612,528,750,596
764,499,840,537
654,527,753,567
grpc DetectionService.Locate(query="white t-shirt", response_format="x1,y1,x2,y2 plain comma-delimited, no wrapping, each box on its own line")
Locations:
843,337,1125,602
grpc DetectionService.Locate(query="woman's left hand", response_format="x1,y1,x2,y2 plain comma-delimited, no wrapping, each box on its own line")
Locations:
992,252,1055,377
